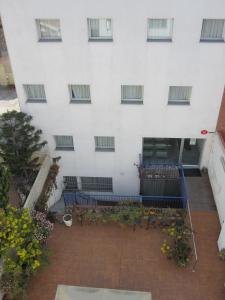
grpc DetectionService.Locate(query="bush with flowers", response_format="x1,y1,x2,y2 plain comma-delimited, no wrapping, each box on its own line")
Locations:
0,205,52,299
161,221,192,267
31,210,54,245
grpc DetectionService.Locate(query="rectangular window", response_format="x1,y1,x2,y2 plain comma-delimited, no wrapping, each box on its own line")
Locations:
69,85,91,103
63,176,78,190
95,136,115,151
24,84,46,102
36,19,61,41
121,85,143,104
200,19,225,41
168,86,192,105
88,18,112,40
147,18,173,41
54,135,74,150
81,177,113,192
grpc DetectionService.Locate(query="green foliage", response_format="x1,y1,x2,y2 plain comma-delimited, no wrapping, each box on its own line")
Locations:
168,239,192,267
161,220,192,267
0,164,10,209
0,205,51,299
0,110,47,177
219,248,225,260
34,162,60,213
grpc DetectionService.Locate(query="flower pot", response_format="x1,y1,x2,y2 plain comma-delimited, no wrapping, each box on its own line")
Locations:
63,214,72,227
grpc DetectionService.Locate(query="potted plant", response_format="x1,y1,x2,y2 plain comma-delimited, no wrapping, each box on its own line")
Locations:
63,214,72,227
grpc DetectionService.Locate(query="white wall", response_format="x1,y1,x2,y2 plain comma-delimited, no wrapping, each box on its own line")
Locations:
1,0,225,195
24,155,52,211
208,133,225,250
208,134,225,225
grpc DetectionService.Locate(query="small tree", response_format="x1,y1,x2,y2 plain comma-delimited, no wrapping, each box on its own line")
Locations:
0,111,47,178
0,164,10,209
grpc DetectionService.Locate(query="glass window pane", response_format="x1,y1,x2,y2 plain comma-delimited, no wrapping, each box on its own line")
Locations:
201,19,225,40
121,85,143,101
95,136,115,151
143,138,181,164
37,19,61,40
70,85,91,101
88,18,112,39
81,177,113,192
24,84,46,101
182,139,204,165
148,18,173,39
168,86,192,105
54,135,74,149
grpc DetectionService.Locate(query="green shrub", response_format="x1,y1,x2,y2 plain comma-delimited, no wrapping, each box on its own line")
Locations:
219,248,225,260
0,205,51,299
0,164,10,209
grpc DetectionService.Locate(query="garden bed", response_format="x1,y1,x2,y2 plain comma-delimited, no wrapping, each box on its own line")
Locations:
64,203,192,268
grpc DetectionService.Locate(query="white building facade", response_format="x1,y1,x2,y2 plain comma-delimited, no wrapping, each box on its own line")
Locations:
1,0,225,197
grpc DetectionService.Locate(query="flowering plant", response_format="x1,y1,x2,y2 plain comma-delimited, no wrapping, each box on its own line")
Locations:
161,222,192,267
31,210,54,244
0,205,50,299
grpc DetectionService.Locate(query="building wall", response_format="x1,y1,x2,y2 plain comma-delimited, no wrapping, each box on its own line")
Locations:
208,134,225,225
0,18,14,85
1,0,225,196
217,88,225,132
208,133,225,249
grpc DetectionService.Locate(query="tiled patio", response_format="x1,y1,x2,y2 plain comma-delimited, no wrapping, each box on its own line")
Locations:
27,209,225,300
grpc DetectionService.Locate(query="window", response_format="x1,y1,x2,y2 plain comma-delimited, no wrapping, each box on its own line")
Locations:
69,85,91,103
36,19,61,41
168,86,192,105
81,177,113,192
200,19,225,41
95,136,115,151
63,176,78,190
54,135,74,150
88,18,112,40
24,84,46,102
121,85,143,104
147,18,173,41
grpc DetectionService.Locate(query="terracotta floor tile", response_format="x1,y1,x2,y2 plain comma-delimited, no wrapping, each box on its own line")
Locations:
27,210,225,300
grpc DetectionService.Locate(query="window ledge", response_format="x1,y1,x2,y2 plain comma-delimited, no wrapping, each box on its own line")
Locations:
70,100,91,104
168,101,190,106
200,39,225,43
88,38,113,42
81,189,113,193
95,148,115,152
38,38,62,42
55,147,74,151
121,100,143,105
26,99,47,103
147,38,172,42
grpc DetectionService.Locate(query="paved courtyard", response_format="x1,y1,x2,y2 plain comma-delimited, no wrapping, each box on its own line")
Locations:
27,209,225,300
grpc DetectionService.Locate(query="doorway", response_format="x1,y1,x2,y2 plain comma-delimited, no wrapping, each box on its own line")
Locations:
143,138,205,168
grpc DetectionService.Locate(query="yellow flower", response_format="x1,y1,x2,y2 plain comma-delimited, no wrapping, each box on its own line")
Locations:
32,260,40,269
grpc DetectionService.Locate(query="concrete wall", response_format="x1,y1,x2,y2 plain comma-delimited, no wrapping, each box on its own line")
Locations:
1,0,225,195
24,155,52,211
0,56,14,85
47,175,64,208
0,17,14,85
208,133,225,249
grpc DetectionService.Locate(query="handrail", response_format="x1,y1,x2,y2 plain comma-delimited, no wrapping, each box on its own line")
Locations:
187,200,198,272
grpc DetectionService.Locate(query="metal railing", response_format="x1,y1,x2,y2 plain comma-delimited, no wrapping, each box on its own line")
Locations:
63,191,186,209
62,163,187,209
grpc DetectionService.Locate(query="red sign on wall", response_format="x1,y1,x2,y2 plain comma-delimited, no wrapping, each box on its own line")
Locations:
201,130,208,135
